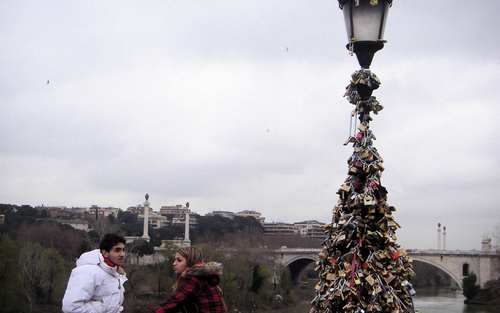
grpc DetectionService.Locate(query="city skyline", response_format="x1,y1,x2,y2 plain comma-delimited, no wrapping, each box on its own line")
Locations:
1,1,499,251
1,200,494,251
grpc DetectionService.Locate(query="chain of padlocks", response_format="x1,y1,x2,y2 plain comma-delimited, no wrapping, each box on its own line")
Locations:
310,70,416,313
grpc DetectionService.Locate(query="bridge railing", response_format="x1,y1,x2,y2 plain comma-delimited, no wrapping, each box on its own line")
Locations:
406,249,500,256
271,247,500,257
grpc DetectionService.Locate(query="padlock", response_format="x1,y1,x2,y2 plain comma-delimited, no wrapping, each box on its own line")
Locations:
373,284,382,294
360,149,371,159
340,183,351,192
358,123,368,132
349,166,359,175
384,273,395,284
354,276,361,285
377,161,385,171
365,275,375,286
364,195,376,206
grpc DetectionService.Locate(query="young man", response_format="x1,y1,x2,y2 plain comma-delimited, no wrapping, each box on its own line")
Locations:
62,233,128,313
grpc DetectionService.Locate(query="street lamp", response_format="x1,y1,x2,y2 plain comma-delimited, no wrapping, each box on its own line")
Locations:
339,0,393,68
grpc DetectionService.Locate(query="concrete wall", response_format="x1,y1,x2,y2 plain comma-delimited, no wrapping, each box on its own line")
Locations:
127,252,166,265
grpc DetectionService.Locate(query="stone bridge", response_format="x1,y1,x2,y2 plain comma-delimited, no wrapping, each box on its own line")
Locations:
269,247,500,288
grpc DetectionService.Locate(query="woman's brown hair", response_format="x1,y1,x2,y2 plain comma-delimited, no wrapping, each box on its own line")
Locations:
177,246,203,268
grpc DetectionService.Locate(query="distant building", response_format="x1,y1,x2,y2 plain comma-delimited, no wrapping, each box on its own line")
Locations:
139,212,168,229
263,222,296,235
207,210,235,219
160,205,189,217
294,220,326,239
59,219,89,232
70,207,88,215
172,214,199,227
0,214,5,224
45,207,66,218
158,204,198,227
127,206,151,215
236,210,265,223
88,206,119,218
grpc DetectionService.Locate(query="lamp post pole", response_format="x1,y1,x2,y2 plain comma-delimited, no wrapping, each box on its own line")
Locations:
311,1,416,312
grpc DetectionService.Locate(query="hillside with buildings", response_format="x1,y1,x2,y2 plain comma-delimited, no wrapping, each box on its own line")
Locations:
0,203,327,248
0,202,327,313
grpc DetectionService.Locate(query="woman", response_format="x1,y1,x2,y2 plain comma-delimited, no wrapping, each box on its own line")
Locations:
155,247,227,313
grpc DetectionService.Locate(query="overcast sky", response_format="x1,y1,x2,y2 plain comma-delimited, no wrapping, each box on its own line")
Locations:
1,1,499,250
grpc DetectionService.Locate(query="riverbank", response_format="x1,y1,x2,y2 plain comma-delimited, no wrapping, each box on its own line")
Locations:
467,279,500,305
413,288,497,313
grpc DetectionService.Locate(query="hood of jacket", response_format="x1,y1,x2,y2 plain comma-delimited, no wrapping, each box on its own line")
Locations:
76,249,103,266
76,249,122,278
187,262,223,286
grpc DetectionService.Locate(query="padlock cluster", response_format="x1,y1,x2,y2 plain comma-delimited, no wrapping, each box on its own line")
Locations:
310,70,416,313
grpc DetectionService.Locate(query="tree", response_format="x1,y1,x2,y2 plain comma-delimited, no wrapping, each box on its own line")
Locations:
127,239,154,265
39,248,68,304
150,225,185,247
192,215,264,244
118,210,138,225
153,257,173,296
463,272,481,302
18,242,44,313
91,215,120,238
16,222,91,261
250,264,269,293
0,235,24,313
116,211,143,237
17,241,71,312
1,204,38,228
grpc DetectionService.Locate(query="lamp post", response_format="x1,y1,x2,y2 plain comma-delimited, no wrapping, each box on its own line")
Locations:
311,1,416,312
339,0,392,69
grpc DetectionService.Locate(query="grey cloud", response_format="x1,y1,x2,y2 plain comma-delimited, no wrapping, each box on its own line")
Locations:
1,0,500,250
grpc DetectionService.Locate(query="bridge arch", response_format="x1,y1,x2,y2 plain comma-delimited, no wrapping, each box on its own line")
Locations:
412,257,462,289
283,255,318,284
272,248,499,288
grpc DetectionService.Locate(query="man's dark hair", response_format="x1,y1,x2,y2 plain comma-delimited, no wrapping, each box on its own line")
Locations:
99,233,126,252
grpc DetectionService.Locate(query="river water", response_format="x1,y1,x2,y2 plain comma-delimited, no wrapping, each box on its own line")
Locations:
263,288,497,313
413,288,497,313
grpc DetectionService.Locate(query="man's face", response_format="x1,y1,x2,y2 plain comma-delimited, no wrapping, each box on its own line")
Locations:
102,242,126,267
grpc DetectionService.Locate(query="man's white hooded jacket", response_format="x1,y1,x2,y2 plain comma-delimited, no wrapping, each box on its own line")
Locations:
62,249,127,313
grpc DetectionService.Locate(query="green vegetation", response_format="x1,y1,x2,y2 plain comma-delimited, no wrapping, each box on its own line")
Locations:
464,277,500,305
463,272,481,302
0,235,71,313
0,204,303,313
0,204,96,313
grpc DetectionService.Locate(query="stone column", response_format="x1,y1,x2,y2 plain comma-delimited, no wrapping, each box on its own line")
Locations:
142,193,150,241
437,223,442,250
442,226,447,250
184,211,191,245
